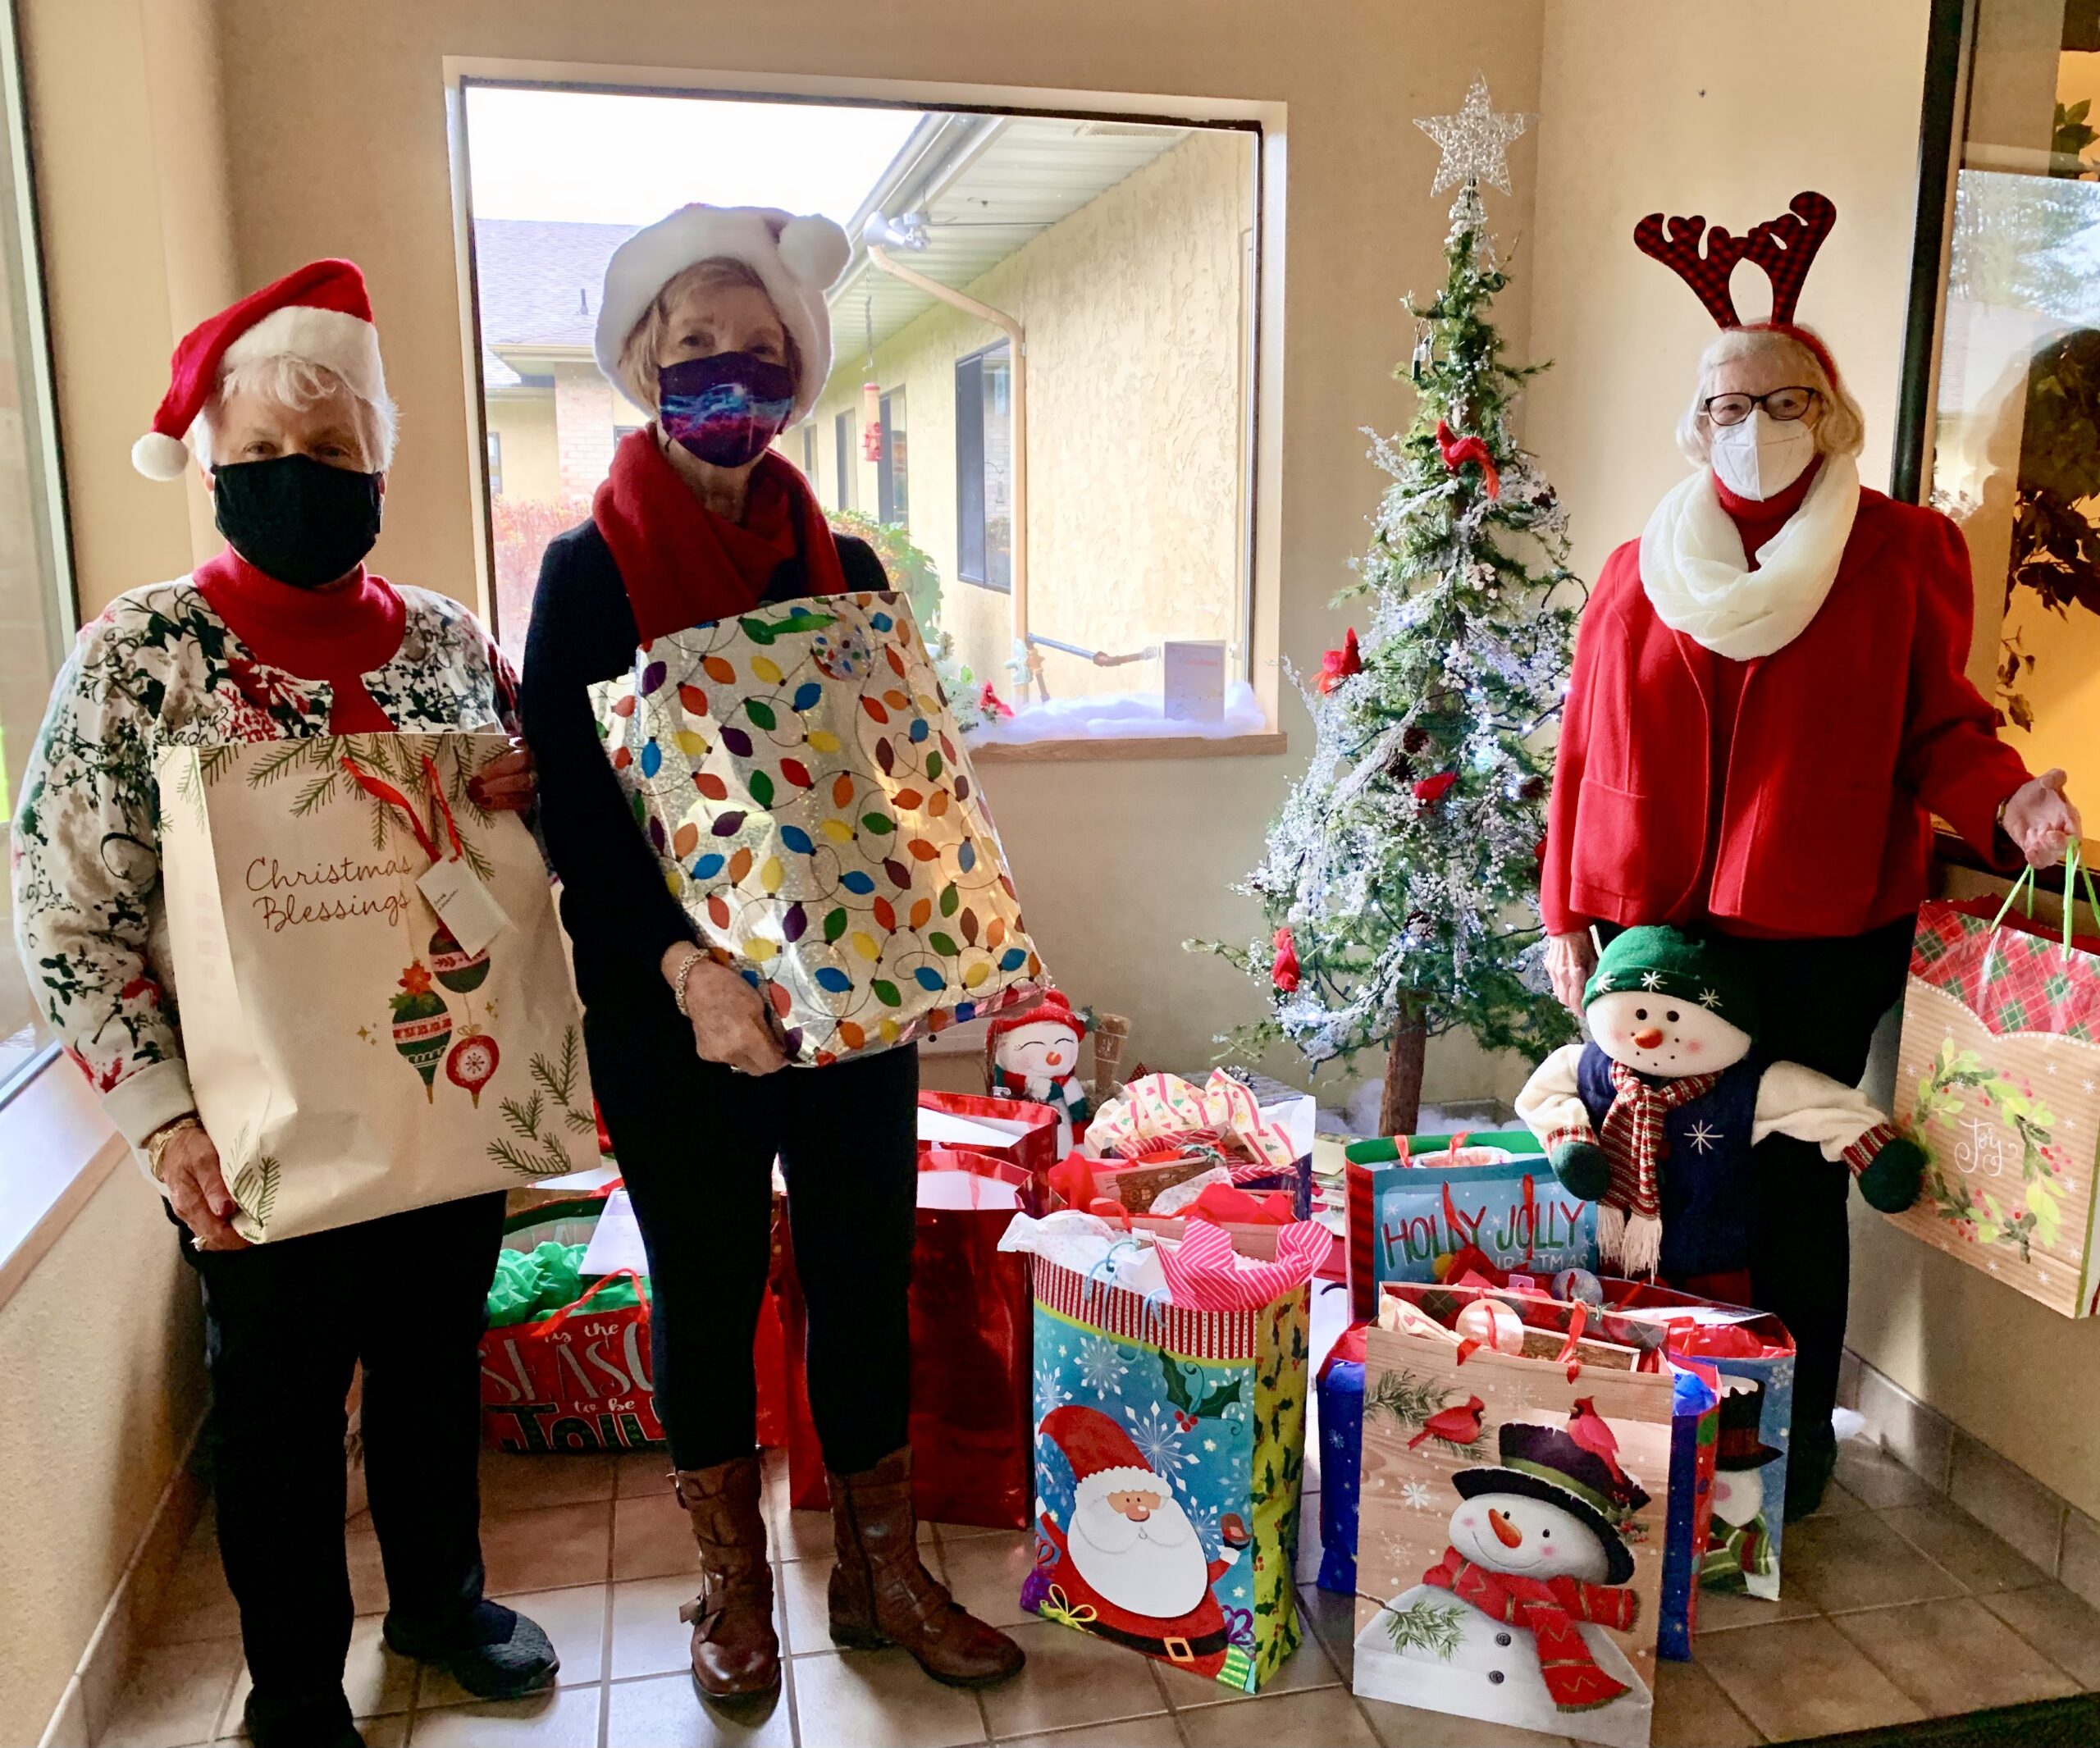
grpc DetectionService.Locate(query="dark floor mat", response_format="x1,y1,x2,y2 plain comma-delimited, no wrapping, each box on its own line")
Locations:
1789,1695,2100,1747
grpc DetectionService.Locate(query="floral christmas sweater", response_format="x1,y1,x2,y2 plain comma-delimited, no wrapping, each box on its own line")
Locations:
10,576,518,1152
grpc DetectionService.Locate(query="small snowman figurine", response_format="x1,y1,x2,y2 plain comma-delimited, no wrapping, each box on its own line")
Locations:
1516,925,1924,1280
1354,1415,1655,1746
1700,1377,1783,1595
985,991,1092,1152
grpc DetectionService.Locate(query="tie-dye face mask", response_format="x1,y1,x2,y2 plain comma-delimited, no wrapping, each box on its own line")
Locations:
657,352,797,468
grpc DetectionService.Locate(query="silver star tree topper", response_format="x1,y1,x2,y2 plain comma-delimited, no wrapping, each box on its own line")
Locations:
1415,75,1532,196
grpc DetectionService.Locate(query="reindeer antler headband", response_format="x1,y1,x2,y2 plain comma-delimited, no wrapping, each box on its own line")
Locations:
1634,190,1837,330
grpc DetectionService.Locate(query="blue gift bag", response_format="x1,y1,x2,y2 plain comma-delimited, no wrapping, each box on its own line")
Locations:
1314,1325,1368,1593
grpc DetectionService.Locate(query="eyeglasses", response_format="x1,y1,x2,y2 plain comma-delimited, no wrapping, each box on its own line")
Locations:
1703,386,1819,427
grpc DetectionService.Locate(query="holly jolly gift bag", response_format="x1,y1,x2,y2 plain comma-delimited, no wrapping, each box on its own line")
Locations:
156,733,591,1241
1351,1302,1676,1748
1892,862,2100,1317
606,592,1044,1063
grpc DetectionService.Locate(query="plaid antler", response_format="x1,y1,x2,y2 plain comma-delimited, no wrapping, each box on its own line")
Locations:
1632,212,1752,327
1744,191,1837,325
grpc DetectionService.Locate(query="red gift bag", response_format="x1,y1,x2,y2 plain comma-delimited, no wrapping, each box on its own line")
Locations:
779,1148,1034,1527
917,1090,1061,1188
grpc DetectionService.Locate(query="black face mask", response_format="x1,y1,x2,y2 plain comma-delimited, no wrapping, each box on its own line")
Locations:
212,453,383,588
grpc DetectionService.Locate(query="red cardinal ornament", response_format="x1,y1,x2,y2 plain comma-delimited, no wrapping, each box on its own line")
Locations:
1317,628,1364,696
1434,418,1501,500
1568,1397,1628,1484
1413,771,1459,806
1271,926,1302,993
978,682,1015,721
1408,1394,1486,1451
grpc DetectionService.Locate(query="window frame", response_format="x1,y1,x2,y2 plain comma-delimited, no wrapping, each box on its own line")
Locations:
833,407,854,512
955,340,1014,592
877,386,906,527
485,428,503,497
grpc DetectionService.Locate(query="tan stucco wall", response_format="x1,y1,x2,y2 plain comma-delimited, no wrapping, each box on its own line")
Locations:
810,129,1253,701
486,391,562,502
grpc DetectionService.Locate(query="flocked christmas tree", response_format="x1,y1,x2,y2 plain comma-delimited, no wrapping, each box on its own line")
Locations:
1197,79,1582,1135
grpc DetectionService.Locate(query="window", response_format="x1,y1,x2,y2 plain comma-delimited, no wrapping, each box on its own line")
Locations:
833,408,855,512
956,345,1011,591
614,423,641,446
455,80,1264,741
485,430,504,497
1901,0,2100,779
0,2,74,1101
878,386,908,527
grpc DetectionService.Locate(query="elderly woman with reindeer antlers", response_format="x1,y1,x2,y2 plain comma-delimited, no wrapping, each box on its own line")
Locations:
1537,190,2083,1518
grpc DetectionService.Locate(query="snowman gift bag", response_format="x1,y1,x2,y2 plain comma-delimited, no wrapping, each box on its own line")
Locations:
155,733,591,1241
1351,1312,1676,1747
606,591,1045,1063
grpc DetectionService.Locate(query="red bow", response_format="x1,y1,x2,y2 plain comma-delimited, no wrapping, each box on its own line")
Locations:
1423,1549,1637,1713
1318,628,1363,696
1271,926,1302,993
1435,420,1501,500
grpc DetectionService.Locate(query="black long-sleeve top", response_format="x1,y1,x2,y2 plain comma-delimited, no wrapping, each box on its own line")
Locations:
518,517,885,1013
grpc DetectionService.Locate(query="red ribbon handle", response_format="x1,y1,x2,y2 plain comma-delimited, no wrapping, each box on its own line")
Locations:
1554,1300,1589,1382
341,752,464,865
526,1268,645,1340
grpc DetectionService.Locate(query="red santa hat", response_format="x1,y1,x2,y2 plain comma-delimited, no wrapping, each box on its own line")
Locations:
1040,1405,1167,1512
592,204,849,426
988,989,1087,1049
131,258,386,481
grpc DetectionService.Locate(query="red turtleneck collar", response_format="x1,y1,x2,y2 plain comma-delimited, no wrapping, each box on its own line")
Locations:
1712,457,1821,573
194,546,405,731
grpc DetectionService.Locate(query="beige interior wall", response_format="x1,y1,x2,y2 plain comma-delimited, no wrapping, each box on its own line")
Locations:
0,1165,205,1743
208,0,1549,1097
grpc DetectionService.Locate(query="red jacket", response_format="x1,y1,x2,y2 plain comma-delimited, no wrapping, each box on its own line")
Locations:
1542,488,2029,940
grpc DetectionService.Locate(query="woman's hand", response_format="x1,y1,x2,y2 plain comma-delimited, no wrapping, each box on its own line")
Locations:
158,1120,249,1251
663,945,788,1076
2002,769,2084,869
468,738,536,814
1545,930,1596,1015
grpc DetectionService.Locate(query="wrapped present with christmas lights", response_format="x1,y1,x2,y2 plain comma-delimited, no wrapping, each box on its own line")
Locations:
606,591,1046,1063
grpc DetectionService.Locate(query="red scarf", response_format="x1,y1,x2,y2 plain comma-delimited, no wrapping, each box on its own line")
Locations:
1422,1548,1638,1713
1598,1061,1719,1275
591,430,847,642
194,545,404,732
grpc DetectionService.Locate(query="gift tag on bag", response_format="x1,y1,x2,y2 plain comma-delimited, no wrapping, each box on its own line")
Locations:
418,855,510,957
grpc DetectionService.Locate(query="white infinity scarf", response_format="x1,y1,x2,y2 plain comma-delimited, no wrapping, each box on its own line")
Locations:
1638,451,1861,659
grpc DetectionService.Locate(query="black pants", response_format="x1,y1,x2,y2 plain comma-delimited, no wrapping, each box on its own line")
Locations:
182,1192,504,1727
585,1000,919,1474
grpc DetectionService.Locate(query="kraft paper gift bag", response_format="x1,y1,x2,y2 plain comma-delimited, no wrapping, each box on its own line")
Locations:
605,591,1045,1065
158,733,590,1243
1351,1292,1676,1748
1891,862,2100,1317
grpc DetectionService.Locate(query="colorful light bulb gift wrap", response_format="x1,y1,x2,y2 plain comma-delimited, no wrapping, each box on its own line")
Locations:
608,591,1044,1063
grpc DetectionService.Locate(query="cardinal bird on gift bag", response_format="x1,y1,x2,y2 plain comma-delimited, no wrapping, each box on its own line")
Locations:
1317,628,1364,696
1408,1394,1486,1452
1435,418,1501,500
1567,1399,1628,1486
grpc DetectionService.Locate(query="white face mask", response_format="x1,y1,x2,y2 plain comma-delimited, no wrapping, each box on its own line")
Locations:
1709,408,1818,501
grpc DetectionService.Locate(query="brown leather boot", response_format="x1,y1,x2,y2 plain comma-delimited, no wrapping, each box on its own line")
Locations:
826,1447,1025,1686
671,1458,779,1700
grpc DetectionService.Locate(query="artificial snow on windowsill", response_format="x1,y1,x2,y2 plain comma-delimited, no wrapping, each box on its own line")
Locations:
967,680,1267,744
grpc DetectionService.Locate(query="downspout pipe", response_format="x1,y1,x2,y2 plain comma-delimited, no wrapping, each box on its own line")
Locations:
864,241,1042,701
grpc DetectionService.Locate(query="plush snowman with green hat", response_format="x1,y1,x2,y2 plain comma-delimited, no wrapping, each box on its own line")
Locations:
1516,924,1924,1280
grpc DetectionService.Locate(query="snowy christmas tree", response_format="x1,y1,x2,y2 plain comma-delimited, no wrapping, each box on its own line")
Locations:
1198,79,1581,1135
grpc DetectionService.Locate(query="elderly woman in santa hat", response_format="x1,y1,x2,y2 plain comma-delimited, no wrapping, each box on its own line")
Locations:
1541,193,2083,1518
519,206,1024,1702
11,262,551,1747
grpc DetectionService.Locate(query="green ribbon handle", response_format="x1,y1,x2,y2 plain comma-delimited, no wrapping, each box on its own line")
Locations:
1981,865,2038,989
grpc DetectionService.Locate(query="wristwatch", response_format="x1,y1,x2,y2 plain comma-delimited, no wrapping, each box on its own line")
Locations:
144,1113,203,1182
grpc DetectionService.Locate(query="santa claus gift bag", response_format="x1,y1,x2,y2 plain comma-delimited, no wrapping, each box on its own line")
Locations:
1005,1212,1327,1692
1350,1289,1677,1748
1890,863,2100,1317
606,591,1045,1064
156,733,591,1241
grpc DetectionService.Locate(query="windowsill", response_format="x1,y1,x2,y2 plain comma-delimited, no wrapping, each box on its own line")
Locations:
0,1056,130,1311
971,729,1286,762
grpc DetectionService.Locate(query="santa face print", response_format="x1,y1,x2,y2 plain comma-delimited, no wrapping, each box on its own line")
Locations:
1710,1467,1765,1530
999,1020,1079,1079
1449,1491,1613,1585
1587,990,1751,1077
1068,1483,1210,1618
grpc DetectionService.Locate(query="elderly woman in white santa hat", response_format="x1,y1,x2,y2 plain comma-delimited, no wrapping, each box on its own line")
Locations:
1540,192,2083,1520
519,207,1024,1703
11,261,550,1748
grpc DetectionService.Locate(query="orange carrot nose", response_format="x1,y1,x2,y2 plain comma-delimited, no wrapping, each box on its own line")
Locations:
1048,1051,1064,1067
1632,1027,1664,1050
1489,1508,1523,1549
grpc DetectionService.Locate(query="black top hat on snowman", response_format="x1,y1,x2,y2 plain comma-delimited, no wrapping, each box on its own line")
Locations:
1714,1378,1784,1472
1454,1421,1652,1586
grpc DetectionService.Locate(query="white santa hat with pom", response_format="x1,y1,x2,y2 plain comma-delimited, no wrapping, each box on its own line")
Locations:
130,258,386,481
591,204,850,427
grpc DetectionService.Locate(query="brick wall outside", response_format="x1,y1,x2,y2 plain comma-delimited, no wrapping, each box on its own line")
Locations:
555,363,618,498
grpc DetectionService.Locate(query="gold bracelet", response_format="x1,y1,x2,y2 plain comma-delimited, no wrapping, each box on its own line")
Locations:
144,1114,203,1182
669,947,706,1018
